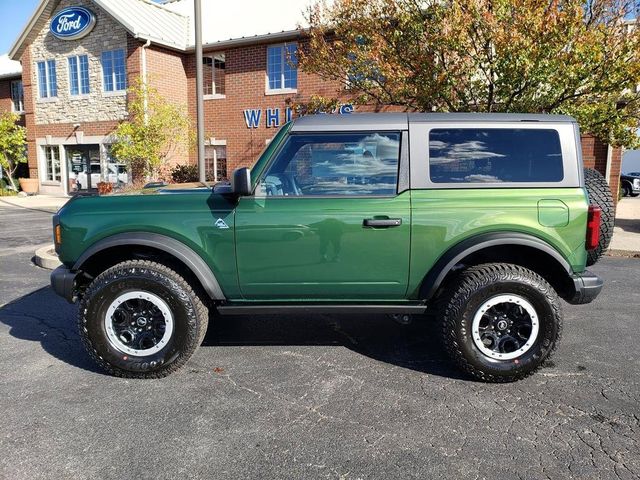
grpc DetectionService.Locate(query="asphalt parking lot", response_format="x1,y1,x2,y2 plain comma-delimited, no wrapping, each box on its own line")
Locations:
1,202,639,480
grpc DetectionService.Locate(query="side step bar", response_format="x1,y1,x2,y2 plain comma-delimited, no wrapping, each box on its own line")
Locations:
217,303,428,315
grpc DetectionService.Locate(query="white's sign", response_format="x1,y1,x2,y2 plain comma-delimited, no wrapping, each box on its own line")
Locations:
243,104,354,129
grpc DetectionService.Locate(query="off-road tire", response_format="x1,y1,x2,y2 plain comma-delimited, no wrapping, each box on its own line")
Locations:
441,263,562,383
584,168,614,266
78,260,209,378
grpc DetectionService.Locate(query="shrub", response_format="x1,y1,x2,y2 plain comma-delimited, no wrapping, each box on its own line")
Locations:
171,164,199,183
0,177,18,196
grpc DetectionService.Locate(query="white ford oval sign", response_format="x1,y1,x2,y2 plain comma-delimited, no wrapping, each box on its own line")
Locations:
50,7,96,40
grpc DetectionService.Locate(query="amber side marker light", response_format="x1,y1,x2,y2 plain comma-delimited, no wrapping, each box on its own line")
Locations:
54,224,62,246
586,205,601,250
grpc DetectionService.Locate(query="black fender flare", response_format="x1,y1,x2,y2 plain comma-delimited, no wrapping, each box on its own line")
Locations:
419,232,572,300
73,232,225,300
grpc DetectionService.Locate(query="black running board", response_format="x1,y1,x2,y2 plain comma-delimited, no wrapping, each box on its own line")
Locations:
216,303,428,315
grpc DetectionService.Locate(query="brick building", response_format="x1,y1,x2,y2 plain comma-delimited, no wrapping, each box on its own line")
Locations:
0,0,624,197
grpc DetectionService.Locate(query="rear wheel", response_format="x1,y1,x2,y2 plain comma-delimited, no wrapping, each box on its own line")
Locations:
441,263,562,382
584,168,614,266
78,260,208,378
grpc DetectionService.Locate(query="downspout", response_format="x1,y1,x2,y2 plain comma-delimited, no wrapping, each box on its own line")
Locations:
141,39,151,179
141,39,151,123
605,144,613,185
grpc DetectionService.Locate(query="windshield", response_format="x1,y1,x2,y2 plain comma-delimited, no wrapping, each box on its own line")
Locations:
250,122,292,187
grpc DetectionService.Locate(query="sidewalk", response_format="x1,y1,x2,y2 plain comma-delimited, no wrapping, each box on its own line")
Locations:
0,194,69,213
609,196,640,255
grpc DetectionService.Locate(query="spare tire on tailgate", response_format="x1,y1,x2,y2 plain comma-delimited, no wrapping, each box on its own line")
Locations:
584,168,614,266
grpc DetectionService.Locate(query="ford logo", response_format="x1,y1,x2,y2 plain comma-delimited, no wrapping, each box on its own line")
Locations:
50,7,96,40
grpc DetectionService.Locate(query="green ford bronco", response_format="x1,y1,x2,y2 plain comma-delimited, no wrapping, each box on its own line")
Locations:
51,113,613,382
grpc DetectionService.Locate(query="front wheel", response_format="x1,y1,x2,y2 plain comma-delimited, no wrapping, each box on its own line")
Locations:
78,260,209,378
440,263,562,382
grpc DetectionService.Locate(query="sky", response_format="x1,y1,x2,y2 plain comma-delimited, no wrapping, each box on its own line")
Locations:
0,0,41,53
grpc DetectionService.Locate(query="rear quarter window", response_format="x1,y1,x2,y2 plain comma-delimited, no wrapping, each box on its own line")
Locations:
429,128,563,183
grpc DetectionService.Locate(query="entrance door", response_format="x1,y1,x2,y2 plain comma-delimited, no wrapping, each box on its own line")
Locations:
66,145,101,192
235,130,411,300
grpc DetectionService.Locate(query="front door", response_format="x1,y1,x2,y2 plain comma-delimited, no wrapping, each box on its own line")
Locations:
66,145,100,192
235,130,410,300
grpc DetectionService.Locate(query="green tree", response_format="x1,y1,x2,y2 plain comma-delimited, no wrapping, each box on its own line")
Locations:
300,0,640,147
110,80,192,180
0,112,27,191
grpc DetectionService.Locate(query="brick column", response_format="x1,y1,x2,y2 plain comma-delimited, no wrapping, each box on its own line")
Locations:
581,134,621,206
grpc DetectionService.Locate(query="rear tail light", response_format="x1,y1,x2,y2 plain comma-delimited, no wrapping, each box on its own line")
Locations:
586,205,601,250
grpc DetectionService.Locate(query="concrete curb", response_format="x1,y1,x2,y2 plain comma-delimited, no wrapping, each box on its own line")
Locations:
34,244,62,270
607,249,640,259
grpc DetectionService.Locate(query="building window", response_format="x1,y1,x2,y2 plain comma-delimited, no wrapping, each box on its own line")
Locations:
43,146,61,182
10,80,24,112
36,59,57,99
203,53,225,97
101,49,126,92
68,55,90,95
205,145,227,181
266,43,297,92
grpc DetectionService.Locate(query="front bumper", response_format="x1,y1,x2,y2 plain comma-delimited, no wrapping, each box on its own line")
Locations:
50,265,78,303
567,270,603,305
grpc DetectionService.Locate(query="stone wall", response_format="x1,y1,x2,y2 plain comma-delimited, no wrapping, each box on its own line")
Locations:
30,0,128,125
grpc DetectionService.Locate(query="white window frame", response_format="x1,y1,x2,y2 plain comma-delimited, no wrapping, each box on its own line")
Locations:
68,54,90,97
101,49,127,96
205,140,227,182
36,59,57,101
41,145,62,184
203,53,226,99
10,80,24,113
265,43,298,95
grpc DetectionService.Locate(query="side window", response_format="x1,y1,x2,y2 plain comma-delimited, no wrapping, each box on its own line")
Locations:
37,59,57,99
429,128,563,183
203,53,225,97
10,80,24,112
68,55,90,95
266,43,297,92
101,49,126,92
205,144,228,181
259,132,400,196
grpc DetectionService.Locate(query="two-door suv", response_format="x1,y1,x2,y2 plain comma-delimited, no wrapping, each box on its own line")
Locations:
51,113,610,382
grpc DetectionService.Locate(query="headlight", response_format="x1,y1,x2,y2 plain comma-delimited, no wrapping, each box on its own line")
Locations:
634,179,640,189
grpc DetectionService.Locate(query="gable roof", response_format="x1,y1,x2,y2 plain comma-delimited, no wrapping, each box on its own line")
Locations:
9,0,311,60
93,0,189,49
160,0,309,49
9,0,189,59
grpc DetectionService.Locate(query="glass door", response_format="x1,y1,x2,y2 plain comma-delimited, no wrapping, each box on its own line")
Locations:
66,145,101,193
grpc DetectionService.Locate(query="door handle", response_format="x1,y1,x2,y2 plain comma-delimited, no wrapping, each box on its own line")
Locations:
362,218,402,228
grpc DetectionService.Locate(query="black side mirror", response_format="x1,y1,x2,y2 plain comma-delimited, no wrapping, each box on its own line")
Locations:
231,167,252,196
